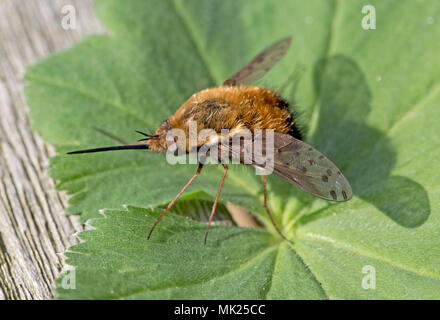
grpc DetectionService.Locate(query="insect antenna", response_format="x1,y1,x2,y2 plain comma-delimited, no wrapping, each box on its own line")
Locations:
135,130,159,142
93,126,128,145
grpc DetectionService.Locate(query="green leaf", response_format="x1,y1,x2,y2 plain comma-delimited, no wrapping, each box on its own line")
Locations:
57,206,325,299
25,0,440,298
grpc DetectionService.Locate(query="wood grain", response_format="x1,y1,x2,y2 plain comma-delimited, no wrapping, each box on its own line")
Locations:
0,0,104,300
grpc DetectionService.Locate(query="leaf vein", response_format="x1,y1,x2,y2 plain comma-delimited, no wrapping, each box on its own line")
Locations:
26,75,151,127
169,0,219,85
301,232,440,281
114,245,278,299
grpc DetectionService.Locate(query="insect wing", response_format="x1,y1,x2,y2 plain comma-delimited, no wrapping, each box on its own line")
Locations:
222,37,292,86
270,133,352,202
220,132,352,202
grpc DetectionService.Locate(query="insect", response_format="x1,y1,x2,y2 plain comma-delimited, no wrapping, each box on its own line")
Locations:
68,37,352,244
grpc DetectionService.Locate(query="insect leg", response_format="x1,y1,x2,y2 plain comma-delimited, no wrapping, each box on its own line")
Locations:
204,164,229,245
263,175,293,244
93,127,128,145
147,163,204,240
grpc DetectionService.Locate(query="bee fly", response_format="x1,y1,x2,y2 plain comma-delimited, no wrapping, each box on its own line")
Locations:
68,37,352,244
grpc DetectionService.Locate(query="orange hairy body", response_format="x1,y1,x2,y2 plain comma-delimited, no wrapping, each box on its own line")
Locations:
148,86,299,152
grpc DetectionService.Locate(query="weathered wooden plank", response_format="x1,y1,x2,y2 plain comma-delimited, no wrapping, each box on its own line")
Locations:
0,0,105,300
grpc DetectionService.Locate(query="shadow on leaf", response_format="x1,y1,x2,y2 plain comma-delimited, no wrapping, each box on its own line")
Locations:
361,175,430,228
309,55,430,228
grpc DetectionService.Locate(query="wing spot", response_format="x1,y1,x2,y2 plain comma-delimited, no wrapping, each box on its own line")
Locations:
327,169,332,176
321,175,328,182
297,166,307,173
330,190,337,200
342,190,348,200
308,147,313,151
309,159,316,165
294,152,300,156
319,155,324,159
337,171,342,175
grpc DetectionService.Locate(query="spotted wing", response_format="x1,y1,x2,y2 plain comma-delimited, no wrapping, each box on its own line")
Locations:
222,37,292,86
271,133,352,201
221,132,352,202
